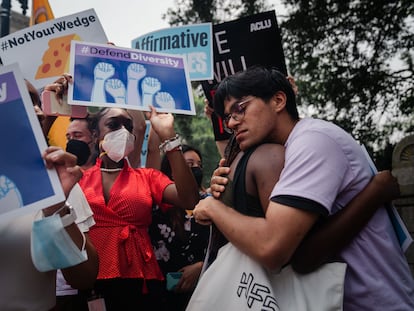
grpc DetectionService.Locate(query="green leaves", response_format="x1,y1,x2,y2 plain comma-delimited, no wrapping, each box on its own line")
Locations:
282,0,414,168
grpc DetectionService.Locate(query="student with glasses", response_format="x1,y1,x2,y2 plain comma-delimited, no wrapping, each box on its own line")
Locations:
222,96,255,133
193,65,414,310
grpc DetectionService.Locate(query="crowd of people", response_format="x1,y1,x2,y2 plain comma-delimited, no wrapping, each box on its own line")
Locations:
2,54,413,311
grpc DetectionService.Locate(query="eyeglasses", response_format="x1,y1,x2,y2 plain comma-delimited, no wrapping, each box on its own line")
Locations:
106,117,133,133
222,97,255,133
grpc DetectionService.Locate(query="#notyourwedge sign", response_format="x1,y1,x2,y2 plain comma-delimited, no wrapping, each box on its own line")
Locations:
131,23,213,81
202,11,287,141
0,9,108,89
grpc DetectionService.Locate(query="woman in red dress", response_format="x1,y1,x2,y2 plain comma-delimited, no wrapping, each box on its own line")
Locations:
78,107,199,311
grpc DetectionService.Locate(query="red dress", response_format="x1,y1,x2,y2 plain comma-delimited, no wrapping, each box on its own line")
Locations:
79,159,173,281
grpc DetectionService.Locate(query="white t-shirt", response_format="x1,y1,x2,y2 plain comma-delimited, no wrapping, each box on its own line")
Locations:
271,118,414,310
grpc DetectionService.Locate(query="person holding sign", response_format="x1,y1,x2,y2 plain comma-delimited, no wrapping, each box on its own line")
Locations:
0,145,99,311
45,73,148,169
0,78,98,311
193,66,414,310
78,107,199,310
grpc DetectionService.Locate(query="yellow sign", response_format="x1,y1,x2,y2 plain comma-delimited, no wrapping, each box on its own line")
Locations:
30,0,55,25
47,116,70,148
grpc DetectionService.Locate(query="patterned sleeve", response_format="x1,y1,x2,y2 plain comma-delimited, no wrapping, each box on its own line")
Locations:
146,168,174,212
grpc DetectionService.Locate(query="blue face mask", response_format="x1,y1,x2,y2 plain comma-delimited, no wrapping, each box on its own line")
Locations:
31,211,87,272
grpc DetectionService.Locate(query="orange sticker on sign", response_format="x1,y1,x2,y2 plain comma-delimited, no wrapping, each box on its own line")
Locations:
36,33,81,79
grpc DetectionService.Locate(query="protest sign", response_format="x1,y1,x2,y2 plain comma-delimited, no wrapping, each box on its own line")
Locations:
0,8,108,90
203,11,287,141
132,23,213,81
0,63,65,221
68,41,195,115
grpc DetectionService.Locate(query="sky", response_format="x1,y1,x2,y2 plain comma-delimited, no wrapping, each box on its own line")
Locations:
12,0,287,48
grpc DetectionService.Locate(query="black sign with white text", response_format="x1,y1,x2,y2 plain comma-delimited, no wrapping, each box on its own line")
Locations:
202,11,287,141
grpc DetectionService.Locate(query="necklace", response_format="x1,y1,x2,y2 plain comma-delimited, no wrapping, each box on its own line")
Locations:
100,167,123,173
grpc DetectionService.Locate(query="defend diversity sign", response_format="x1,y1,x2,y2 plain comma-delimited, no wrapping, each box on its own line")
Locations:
202,11,287,141
0,9,108,89
0,64,65,221
132,23,214,81
68,41,195,115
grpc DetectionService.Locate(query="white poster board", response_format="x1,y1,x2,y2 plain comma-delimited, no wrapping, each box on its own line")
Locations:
68,41,195,115
0,9,108,89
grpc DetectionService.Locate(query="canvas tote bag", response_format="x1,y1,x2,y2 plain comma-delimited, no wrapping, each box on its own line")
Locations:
187,243,346,311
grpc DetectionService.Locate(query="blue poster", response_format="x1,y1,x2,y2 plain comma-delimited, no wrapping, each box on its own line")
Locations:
0,64,64,220
68,41,196,115
132,23,213,81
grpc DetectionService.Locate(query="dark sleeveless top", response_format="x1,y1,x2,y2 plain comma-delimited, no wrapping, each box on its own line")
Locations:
207,146,264,267
232,147,264,218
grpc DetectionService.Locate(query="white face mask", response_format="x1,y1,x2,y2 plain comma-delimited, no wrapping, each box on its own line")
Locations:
101,127,135,163
31,213,88,272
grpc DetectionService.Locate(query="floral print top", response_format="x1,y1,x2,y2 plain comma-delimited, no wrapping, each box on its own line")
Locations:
149,197,210,275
